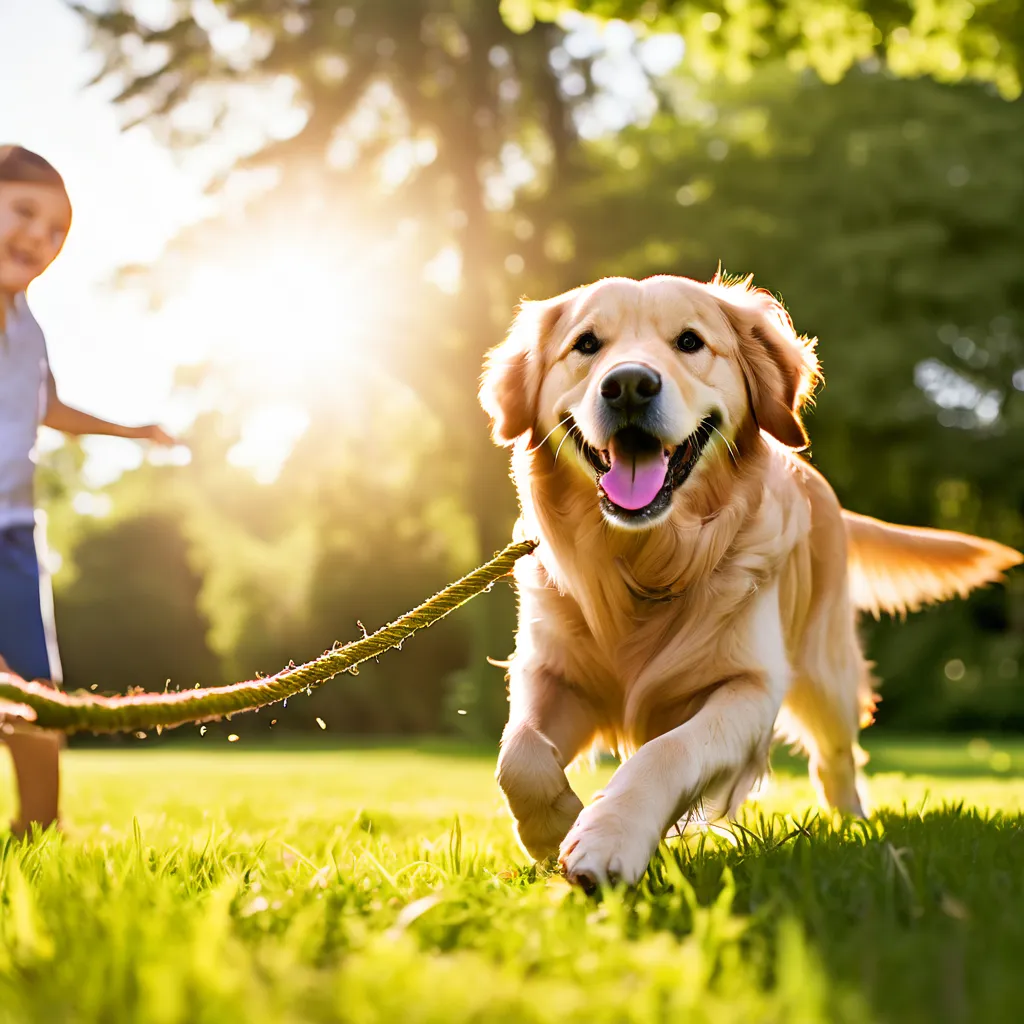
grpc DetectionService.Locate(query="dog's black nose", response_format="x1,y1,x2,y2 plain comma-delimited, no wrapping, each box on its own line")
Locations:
599,363,662,411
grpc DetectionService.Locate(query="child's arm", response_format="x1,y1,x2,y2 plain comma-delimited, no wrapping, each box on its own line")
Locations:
43,371,175,445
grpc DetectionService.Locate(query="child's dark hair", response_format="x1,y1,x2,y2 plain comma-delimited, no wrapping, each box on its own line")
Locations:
0,145,67,194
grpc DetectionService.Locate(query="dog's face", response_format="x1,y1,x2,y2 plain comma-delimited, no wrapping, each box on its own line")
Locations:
481,275,819,529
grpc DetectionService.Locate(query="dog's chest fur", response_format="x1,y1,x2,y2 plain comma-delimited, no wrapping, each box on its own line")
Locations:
513,447,812,741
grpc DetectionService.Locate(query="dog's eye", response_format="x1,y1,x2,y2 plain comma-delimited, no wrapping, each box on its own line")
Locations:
674,330,705,354
573,331,601,356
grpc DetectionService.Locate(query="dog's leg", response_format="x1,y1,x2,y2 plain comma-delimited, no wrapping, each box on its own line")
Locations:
779,667,869,816
696,742,773,823
559,584,789,889
559,678,778,887
497,664,599,861
777,583,870,816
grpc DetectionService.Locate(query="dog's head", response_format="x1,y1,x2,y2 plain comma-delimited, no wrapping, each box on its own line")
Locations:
480,274,819,530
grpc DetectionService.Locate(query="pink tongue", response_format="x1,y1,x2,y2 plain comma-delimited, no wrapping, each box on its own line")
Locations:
600,441,669,510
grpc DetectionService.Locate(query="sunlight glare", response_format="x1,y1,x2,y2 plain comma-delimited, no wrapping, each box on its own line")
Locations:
169,235,388,398
227,403,310,484
423,246,462,295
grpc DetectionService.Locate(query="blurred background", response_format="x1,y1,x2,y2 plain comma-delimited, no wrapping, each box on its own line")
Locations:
2,0,1022,743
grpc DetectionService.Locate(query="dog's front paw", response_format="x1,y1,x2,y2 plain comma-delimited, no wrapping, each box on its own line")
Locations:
558,795,661,891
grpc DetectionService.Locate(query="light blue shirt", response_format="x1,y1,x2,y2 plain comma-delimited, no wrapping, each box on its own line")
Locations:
0,293,49,530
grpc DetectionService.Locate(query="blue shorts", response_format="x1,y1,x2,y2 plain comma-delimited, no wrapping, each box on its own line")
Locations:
0,523,62,684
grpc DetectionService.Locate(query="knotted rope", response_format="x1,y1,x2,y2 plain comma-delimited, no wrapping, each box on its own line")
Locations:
0,539,536,735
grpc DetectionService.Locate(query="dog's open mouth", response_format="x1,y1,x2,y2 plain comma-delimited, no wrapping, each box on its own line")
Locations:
571,413,719,524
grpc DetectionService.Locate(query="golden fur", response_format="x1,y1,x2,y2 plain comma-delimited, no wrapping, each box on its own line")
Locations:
479,273,1022,889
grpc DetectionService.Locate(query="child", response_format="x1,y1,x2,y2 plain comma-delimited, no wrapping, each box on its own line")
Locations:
0,144,174,837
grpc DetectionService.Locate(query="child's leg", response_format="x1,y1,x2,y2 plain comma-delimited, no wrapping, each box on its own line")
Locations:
0,521,66,837
3,725,61,836
1,653,61,836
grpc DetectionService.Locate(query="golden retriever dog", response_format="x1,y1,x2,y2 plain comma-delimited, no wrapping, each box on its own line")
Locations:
478,273,1022,890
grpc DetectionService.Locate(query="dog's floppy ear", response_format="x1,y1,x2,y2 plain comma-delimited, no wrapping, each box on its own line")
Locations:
479,298,562,446
716,280,820,449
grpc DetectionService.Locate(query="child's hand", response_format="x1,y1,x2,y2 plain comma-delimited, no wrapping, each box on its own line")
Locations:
134,424,177,447
0,698,37,725
0,657,36,724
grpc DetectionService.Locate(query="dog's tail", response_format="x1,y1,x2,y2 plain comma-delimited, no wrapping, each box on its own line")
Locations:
843,510,1022,618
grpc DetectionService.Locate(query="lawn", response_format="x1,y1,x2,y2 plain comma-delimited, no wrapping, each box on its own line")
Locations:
1,735,1023,1023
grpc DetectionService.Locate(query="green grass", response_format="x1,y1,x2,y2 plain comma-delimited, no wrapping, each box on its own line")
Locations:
2,735,1024,1023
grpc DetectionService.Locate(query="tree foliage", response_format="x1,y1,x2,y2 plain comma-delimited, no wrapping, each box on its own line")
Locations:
506,0,1024,96
56,513,221,697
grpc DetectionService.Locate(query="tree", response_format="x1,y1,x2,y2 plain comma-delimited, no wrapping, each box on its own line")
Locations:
70,0,582,503
506,0,1024,96
56,513,221,696
69,0,607,697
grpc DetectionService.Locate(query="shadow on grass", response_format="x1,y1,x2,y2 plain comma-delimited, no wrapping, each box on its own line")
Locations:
639,807,1024,1024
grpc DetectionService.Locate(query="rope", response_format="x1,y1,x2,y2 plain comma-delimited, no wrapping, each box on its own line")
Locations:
0,539,536,735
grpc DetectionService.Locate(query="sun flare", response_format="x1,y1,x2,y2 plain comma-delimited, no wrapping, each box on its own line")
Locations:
173,236,389,389
157,231,405,481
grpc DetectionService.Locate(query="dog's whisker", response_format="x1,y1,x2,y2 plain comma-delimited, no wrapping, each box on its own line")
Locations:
527,413,573,454
711,424,739,466
552,422,579,466
709,423,737,462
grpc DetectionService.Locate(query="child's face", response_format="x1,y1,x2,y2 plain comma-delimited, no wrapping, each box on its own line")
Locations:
0,182,72,293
